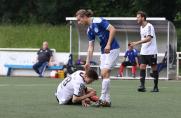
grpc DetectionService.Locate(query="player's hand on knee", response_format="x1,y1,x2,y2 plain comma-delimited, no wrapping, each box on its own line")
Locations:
88,91,96,97
82,98,90,107
104,45,110,53
91,90,96,96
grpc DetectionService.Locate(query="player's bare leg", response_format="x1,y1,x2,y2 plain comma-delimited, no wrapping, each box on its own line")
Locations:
138,64,147,92
86,87,99,102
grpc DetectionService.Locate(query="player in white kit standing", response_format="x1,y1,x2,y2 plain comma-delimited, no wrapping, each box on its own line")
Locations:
76,9,120,107
131,11,159,92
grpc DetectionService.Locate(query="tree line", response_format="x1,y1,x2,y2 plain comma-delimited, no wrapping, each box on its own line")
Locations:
0,0,180,24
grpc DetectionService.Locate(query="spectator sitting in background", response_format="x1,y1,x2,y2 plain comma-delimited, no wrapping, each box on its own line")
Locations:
119,43,139,78
33,41,53,77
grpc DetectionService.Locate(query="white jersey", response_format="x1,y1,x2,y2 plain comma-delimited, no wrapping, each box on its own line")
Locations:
140,22,158,55
55,70,86,104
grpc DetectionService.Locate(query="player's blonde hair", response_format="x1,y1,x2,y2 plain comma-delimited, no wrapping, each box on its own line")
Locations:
76,9,93,17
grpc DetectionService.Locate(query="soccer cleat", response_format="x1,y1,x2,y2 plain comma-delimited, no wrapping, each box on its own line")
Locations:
151,87,159,92
102,101,111,107
94,100,103,107
137,86,146,92
95,100,111,107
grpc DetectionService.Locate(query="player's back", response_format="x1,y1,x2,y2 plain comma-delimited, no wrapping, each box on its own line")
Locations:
56,70,85,103
87,17,119,53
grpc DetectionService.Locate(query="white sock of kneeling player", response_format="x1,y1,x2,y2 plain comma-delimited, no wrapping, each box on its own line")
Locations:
100,79,110,102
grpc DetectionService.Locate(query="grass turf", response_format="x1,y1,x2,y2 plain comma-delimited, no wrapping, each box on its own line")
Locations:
0,24,180,52
0,77,181,118
0,24,69,52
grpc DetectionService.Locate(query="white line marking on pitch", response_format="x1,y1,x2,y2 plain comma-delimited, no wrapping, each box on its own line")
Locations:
0,84,9,87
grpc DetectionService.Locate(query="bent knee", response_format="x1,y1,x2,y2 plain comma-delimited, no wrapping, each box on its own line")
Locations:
91,90,96,95
101,69,110,78
140,64,146,69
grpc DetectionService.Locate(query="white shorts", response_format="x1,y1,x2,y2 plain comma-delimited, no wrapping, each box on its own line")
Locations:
100,48,120,70
55,85,72,105
55,92,72,105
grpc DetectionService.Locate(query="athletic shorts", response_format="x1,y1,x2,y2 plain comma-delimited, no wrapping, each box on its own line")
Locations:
140,54,157,66
55,96,78,105
55,87,88,105
122,61,136,66
100,48,120,70
55,93,70,105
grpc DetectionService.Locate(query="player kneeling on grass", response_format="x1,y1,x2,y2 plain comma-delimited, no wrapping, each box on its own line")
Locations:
119,43,139,78
55,69,99,107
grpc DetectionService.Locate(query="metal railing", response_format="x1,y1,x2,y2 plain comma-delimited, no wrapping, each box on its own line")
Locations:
176,52,181,80
0,48,56,52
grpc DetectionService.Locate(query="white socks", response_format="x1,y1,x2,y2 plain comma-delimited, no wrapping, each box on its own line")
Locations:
100,79,111,102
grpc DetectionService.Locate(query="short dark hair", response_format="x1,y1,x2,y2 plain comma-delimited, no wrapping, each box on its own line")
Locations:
137,11,147,20
76,9,93,17
86,69,98,80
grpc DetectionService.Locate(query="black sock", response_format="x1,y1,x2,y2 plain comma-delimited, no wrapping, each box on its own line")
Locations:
153,71,159,88
140,69,146,87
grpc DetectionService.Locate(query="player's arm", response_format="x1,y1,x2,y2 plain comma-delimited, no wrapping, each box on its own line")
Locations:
131,25,153,46
133,50,139,67
130,36,152,46
84,41,94,70
73,88,96,107
72,90,96,103
135,57,139,67
105,24,116,53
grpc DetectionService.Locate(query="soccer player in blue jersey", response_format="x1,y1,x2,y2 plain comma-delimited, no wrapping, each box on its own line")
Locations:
76,9,120,107
119,43,139,78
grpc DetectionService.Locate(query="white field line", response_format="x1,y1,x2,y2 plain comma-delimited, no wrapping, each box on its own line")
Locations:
0,84,9,87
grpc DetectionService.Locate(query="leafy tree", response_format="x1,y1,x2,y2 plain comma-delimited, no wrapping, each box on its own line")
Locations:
132,0,177,21
0,0,179,24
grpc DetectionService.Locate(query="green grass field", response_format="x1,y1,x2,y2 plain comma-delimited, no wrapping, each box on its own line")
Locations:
0,24,70,52
0,77,181,118
0,24,180,52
